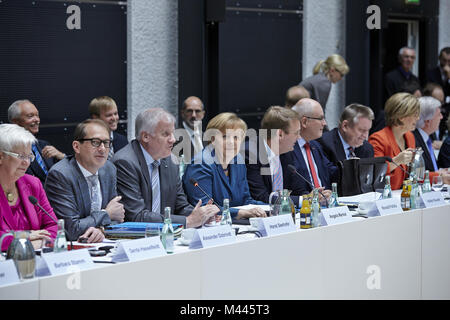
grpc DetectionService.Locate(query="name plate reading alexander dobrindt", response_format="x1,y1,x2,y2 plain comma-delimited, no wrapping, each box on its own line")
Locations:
189,225,236,249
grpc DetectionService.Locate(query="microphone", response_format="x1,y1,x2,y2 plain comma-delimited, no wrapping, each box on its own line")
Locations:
29,196,74,249
189,178,221,208
287,164,329,208
383,157,410,178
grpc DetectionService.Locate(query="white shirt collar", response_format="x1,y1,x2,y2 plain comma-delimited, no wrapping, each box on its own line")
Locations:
418,127,430,144
76,160,98,178
337,129,352,157
139,143,159,166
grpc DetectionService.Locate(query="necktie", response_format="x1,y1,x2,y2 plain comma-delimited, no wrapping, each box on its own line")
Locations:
192,128,203,155
304,142,320,188
272,159,283,192
31,143,48,175
151,161,161,214
348,146,356,158
426,137,438,171
87,175,101,212
108,144,114,160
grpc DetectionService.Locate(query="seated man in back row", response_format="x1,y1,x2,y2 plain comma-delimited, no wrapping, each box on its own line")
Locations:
45,119,125,242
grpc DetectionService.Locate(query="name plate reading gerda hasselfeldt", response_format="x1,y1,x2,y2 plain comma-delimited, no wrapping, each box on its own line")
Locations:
112,237,167,263
189,225,236,249
421,191,446,208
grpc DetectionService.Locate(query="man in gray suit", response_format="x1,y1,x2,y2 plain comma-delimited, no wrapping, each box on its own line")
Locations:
45,119,125,242
112,108,219,227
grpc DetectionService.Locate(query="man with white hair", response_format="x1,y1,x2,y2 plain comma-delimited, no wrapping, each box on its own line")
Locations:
413,96,443,171
112,108,219,227
385,47,420,100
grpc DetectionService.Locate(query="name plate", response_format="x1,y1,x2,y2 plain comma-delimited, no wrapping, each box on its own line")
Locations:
0,260,20,286
112,237,166,263
320,206,353,226
42,249,94,276
189,225,236,249
374,198,403,216
421,191,446,208
252,215,296,237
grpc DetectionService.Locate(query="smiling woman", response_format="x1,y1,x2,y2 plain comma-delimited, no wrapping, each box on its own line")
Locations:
0,124,58,252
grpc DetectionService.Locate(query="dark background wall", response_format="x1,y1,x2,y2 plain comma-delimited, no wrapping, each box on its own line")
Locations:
0,0,127,155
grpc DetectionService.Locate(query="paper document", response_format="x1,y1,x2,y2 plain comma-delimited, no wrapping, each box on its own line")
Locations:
339,192,382,204
232,204,271,212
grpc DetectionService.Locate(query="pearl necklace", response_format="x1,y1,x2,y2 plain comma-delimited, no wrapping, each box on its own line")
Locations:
6,191,15,203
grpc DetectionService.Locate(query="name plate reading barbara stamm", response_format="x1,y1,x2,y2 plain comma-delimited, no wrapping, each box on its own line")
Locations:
189,225,236,249
320,206,353,225
421,191,446,208
112,237,167,263
374,198,404,216
42,249,94,276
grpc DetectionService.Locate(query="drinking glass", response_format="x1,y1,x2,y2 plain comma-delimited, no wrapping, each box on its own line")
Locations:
145,224,160,238
432,176,444,192
40,238,54,255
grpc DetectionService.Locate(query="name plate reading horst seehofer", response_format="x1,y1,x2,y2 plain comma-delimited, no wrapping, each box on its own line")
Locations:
374,198,403,216
189,225,236,249
112,237,167,263
421,191,446,208
320,206,353,226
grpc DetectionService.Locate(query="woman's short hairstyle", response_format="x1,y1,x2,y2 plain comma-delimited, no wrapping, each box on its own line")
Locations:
88,96,118,117
205,112,247,142
0,123,36,152
384,92,420,127
73,119,110,141
261,106,299,140
417,96,442,129
339,103,375,127
313,54,350,76
135,108,176,141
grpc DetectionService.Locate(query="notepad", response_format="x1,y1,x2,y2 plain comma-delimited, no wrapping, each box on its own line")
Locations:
105,222,183,239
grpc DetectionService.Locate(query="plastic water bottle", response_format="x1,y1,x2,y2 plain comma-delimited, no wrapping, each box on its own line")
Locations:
161,207,174,254
279,189,292,216
422,170,432,193
220,198,232,226
53,219,68,253
382,175,392,199
329,183,339,207
410,176,418,209
311,189,321,228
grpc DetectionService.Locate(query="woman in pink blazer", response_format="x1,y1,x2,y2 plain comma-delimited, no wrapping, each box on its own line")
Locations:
0,124,57,251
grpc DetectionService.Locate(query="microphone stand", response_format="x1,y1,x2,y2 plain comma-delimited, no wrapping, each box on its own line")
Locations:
287,164,329,208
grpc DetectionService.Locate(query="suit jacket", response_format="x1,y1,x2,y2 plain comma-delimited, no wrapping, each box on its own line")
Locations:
291,140,338,193
413,129,438,171
1,174,58,251
385,67,420,100
183,145,265,217
300,73,332,111
44,156,117,241
426,66,450,98
113,139,193,226
112,131,128,154
26,139,57,185
438,136,450,169
318,128,374,165
244,138,309,204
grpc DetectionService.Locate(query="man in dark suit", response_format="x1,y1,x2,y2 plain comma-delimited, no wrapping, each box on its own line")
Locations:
385,47,420,101
89,96,128,159
45,119,125,242
317,103,374,166
291,99,338,197
113,108,219,227
413,97,443,172
245,106,306,204
8,99,65,185
426,47,450,102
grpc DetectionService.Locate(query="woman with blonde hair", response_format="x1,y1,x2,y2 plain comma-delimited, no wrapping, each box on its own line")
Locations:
300,54,349,113
182,113,267,220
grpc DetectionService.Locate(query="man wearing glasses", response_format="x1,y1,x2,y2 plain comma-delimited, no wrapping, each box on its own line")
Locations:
45,119,125,243
291,99,338,198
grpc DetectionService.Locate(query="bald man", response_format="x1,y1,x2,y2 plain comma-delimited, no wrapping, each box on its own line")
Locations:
285,85,310,108
177,96,206,160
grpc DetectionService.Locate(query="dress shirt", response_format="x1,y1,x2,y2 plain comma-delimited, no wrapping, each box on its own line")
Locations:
337,130,353,159
263,139,283,190
139,144,161,205
297,138,323,187
183,121,203,152
76,161,103,207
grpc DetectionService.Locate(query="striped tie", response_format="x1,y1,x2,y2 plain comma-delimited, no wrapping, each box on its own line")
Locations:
87,175,101,212
272,159,283,192
151,161,161,214
31,143,48,175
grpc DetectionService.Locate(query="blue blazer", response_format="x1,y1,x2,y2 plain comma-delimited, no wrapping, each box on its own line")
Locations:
182,145,266,218
291,140,338,192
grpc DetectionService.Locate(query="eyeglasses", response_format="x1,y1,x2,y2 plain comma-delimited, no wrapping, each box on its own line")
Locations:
1,150,35,162
184,109,204,115
305,116,326,122
78,138,112,148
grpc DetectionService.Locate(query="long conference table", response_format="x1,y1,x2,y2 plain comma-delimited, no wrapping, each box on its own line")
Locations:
1,203,449,300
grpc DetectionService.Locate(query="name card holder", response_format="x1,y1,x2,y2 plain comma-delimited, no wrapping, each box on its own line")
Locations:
0,260,20,286
421,191,446,208
373,198,403,216
189,225,236,249
112,237,166,263
320,206,353,226
41,249,95,276
251,215,296,237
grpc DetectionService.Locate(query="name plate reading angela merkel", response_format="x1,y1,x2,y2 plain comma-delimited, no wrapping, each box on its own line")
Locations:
112,237,167,263
320,206,353,226
252,215,296,237
189,225,236,249
421,191,446,208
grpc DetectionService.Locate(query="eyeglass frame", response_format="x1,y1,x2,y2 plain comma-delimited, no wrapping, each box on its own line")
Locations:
1,150,35,162
77,138,112,148
305,115,326,122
